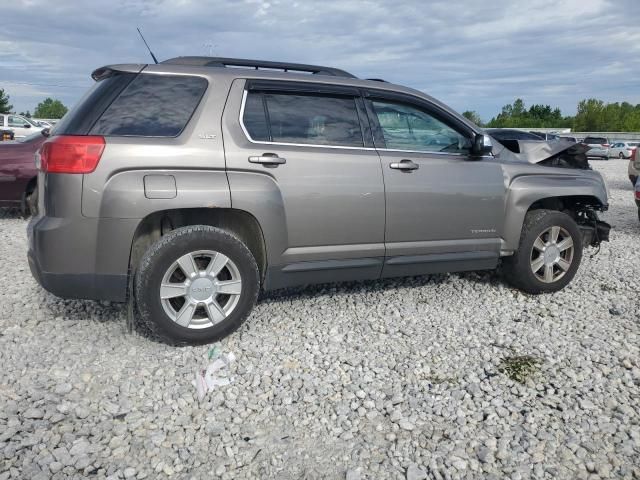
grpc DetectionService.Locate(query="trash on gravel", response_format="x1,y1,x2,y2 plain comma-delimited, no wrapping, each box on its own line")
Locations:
194,349,236,401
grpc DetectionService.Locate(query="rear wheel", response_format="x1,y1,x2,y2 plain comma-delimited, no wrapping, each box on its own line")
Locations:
21,181,38,217
135,225,260,345
630,176,638,187
503,210,583,294
619,152,625,159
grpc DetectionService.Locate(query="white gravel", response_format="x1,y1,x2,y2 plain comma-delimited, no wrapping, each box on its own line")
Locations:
1,160,639,479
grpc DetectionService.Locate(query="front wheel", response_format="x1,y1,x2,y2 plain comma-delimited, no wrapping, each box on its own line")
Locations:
135,225,260,345
503,210,583,294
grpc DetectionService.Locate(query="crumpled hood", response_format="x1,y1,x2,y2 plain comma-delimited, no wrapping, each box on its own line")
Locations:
490,137,591,169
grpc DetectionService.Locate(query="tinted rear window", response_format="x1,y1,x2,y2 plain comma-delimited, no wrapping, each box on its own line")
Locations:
584,137,607,144
54,72,136,135
90,74,207,137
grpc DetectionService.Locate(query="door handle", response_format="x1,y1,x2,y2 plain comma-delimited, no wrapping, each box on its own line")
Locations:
248,153,286,166
389,159,419,171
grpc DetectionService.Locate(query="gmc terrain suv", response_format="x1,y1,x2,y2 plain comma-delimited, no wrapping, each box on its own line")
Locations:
28,57,610,344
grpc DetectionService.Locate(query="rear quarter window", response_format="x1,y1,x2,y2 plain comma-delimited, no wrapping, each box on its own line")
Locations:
54,72,136,135
90,74,208,137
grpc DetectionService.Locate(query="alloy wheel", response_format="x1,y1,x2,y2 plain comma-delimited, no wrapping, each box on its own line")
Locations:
160,250,242,329
529,226,575,283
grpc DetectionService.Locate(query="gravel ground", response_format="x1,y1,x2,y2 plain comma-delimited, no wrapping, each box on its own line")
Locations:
1,160,639,480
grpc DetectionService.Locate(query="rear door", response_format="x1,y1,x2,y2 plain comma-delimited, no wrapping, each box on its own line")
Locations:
222,79,386,288
363,91,506,277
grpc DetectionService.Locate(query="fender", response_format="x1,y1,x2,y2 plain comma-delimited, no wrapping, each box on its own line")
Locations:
502,171,608,251
91,168,231,279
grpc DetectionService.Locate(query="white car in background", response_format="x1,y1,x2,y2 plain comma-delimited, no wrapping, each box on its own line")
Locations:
0,114,44,138
582,136,610,159
609,141,639,159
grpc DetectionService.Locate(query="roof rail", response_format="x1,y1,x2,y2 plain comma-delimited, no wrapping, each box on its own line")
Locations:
162,56,357,78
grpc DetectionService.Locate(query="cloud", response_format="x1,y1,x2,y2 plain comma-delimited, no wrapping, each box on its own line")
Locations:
1,0,639,120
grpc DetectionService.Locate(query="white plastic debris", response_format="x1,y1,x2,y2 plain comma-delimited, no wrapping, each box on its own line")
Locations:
194,351,236,401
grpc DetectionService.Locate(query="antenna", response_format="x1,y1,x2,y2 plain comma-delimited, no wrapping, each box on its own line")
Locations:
137,27,159,64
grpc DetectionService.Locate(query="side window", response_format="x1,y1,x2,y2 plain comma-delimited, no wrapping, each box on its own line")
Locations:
243,91,364,147
242,92,269,142
90,74,208,137
8,115,27,127
371,100,471,153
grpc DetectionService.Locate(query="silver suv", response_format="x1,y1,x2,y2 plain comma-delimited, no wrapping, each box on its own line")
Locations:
28,57,611,344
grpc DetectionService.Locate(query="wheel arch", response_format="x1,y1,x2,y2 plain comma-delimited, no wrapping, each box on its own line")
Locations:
129,207,267,285
502,173,608,251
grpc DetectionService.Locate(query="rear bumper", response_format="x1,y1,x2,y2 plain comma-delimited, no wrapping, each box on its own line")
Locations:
27,214,135,302
27,249,127,301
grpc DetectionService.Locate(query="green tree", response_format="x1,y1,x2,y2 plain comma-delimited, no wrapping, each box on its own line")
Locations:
34,98,68,119
462,110,483,126
0,89,13,114
573,99,605,131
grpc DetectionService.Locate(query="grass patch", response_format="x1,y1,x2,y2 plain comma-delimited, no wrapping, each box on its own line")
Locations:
498,355,542,384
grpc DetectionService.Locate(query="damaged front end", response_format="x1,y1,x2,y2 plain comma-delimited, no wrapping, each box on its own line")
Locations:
489,135,611,248
491,137,592,170
576,208,611,248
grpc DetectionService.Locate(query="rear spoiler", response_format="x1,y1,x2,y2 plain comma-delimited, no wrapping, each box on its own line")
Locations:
91,64,147,81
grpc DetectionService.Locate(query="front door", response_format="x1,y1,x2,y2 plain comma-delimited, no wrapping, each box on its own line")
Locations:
365,94,507,277
222,80,386,288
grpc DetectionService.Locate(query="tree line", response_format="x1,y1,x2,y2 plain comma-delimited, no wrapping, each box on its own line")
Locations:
0,89,68,119
463,98,640,132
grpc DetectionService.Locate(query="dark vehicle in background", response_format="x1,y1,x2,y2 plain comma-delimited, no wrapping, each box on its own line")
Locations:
485,128,545,142
635,179,640,222
531,132,560,141
0,130,47,214
630,147,640,186
582,136,610,159
560,136,581,143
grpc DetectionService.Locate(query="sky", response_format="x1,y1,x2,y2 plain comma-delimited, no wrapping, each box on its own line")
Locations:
1,0,639,121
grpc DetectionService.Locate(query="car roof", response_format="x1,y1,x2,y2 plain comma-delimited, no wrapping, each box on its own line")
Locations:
92,58,481,134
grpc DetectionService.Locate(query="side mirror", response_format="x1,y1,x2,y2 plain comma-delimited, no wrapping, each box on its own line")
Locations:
471,133,492,157
23,123,31,128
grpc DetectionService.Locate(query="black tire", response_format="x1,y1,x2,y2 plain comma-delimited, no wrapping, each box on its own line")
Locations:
135,225,260,345
26,185,38,216
631,176,638,187
619,152,625,159
502,210,583,294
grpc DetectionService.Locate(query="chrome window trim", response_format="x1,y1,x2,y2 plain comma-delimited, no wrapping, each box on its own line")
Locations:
239,90,489,157
238,90,374,151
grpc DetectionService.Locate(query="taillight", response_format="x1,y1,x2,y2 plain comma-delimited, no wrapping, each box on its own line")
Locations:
602,143,610,148
39,135,105,174
635,189,640,200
